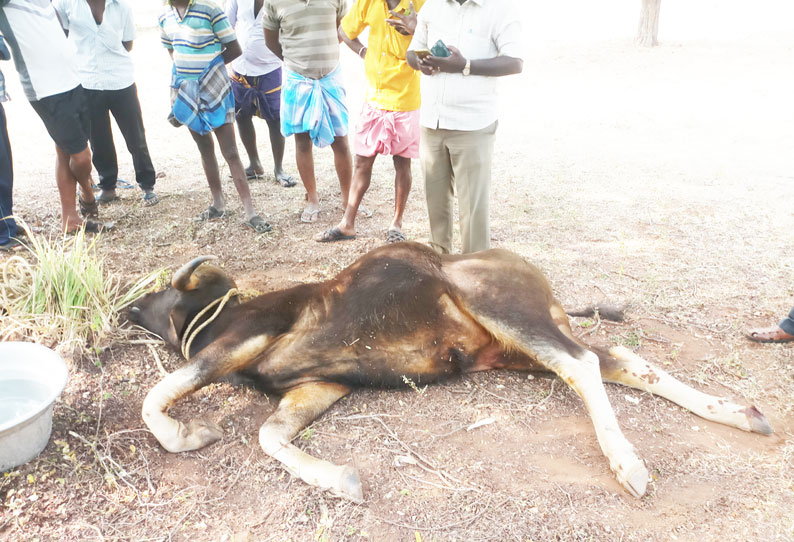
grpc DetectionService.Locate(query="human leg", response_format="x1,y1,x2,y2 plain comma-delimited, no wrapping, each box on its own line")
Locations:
421,127,454,254
317,153,375,240
448,121,497,254
108,84,157,195
0,103,17,246
189,129,226,214
236,113,264,177
85,89,119,199
214,123,269,232
265,117,293,186
56,145,94,232
330,135,353,208
390,155,412,234
294,132,319,222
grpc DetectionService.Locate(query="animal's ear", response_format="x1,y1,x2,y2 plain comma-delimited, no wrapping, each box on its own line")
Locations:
167,307,189,345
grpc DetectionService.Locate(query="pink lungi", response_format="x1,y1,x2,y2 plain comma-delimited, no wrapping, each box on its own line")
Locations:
354,102,420,159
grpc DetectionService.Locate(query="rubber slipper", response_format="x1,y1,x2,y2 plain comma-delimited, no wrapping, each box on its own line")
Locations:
385,228,407,243
300,207,320,223
245,167,264,180
79,197,99,218
747,326,794,343
194,205,225,222
68,220,113,234
142,191,160,206
276,172,296,187
117,178,134,189
316,227,356,243
243,215,272,233
0,237,23,252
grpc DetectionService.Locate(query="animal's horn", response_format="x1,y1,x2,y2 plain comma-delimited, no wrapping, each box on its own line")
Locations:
171,256,217,291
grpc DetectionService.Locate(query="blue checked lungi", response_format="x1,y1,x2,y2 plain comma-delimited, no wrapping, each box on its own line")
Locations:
168,55,235,135
281,66,348,148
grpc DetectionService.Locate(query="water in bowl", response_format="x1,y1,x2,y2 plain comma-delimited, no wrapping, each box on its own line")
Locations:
0,379,52,426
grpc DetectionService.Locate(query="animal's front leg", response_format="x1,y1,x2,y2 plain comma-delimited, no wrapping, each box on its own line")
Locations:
258,382,362,502
142,365,222,452
545,348,649,498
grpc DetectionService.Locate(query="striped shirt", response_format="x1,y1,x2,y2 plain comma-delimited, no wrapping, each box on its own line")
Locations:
0,0,81,101
262,0,347,80
159,0,237,80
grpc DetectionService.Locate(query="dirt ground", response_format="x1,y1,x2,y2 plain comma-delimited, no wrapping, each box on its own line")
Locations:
2,4,794,542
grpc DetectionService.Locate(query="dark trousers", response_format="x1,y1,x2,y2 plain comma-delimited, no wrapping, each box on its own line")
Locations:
780,307,794,335
86,84,156,191
0,102,17,245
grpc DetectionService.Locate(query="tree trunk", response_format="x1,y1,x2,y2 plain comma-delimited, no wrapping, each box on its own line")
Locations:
636,0,661,47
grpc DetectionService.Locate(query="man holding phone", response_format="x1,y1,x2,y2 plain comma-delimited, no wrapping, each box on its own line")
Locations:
407,0,522,254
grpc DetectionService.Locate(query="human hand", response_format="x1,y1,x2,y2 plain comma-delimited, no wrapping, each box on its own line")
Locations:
423,45,466,74
386,2,417,36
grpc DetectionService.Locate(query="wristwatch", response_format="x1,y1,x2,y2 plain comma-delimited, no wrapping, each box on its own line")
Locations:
462,58,471,76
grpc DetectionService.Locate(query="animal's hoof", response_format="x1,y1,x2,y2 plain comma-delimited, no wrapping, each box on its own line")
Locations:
186,417,223,447
744,406,773,435
620,461,649,498
335,465,364,503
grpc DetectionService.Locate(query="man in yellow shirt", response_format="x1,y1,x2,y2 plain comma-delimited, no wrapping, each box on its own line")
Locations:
316,0,423,243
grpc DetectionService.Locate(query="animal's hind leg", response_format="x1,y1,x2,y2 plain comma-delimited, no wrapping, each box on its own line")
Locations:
258,382,362,502
541,346,649,498
602,346,772,435
142,365,223,453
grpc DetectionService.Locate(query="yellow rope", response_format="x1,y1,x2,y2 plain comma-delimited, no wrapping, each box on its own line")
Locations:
181,288,239,360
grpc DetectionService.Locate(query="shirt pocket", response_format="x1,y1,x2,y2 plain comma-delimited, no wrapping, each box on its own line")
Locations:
458,30,494,61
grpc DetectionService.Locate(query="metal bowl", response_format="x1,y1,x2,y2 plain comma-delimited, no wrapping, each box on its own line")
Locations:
0,342,69,472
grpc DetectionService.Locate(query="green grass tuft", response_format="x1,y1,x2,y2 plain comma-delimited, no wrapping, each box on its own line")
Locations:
0,222,161,353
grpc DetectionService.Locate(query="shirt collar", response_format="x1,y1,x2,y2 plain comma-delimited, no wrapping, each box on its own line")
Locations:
168,0,196,6
447,0,484,5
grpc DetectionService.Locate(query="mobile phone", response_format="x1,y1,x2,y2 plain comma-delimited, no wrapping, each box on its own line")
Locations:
414,49,431,60
430,40,451,58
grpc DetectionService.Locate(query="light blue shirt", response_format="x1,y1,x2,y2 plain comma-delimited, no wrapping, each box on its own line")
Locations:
53,0,137,91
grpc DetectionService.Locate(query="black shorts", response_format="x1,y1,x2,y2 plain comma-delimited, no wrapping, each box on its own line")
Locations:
30,85,90,155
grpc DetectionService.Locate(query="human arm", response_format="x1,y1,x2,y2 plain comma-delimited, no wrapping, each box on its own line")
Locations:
221,39,242,64
210,7,241,64
225,0,239,28
52,0,70,36
338,26,366,59
422,47,522,76
121,1,136,52
263,27,282,61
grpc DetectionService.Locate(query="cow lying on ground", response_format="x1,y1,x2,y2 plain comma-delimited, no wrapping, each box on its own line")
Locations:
129,243,772,502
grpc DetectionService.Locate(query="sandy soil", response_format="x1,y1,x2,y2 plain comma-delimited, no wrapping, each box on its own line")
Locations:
1,4,794,542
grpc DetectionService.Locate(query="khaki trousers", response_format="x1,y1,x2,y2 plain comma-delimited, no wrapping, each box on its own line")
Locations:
420,121,497,254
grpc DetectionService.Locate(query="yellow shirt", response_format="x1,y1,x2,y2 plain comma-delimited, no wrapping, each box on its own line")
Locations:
341,0,424,112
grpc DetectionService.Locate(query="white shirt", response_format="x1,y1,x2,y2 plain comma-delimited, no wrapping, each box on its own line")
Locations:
409,0,523,131
225,0,281,76
53,0,137,91
0,0,81,101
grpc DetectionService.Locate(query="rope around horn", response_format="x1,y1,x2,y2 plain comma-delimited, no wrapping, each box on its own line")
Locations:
181,288,239,360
